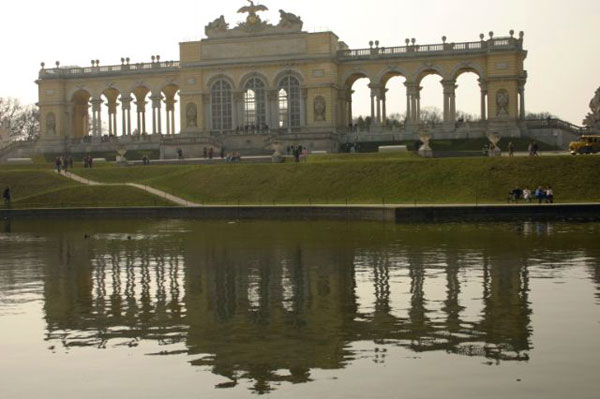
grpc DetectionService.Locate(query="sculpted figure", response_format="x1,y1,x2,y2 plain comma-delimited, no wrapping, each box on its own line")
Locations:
496,90,509,116
314,96,326,122
278,10,303,29
583,87,600,129
205,15,229,35
46,113,56,135
186,103,198,128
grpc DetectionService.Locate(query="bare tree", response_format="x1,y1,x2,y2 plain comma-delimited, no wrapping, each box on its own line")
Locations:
526,111,557,120
420,107,443,125
0,97,40,141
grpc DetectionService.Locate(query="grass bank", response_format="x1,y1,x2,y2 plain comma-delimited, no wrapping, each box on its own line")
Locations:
0,168,173,208
70,154,600,205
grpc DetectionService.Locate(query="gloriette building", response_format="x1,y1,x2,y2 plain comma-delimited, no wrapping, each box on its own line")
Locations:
24,1,579,158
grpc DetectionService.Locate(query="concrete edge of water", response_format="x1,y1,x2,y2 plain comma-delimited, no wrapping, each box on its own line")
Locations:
1,204,600,223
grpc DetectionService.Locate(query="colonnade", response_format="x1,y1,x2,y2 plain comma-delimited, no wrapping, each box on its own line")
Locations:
87,91,180,137
342,76,513,128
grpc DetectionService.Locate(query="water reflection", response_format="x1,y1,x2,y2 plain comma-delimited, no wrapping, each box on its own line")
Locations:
1,220,599,394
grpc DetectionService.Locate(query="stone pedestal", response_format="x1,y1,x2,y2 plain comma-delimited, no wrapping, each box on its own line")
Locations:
418,132,433,158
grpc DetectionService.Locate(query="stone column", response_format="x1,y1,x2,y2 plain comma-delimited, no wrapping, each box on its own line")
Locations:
121,97,130,136
442,80,456,127
381,88,387,126
478,80,487,121
301,88,308,128
348,92,353,127
267,90,279,130
406,91,412,124
151,95,162,134
233,91,244,130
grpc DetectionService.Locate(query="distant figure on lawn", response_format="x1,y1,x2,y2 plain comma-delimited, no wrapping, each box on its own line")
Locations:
545,185,554,203
2,186,10,205
508,141,515,157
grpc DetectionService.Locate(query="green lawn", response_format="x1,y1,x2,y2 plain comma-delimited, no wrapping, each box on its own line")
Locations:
0,168,173,208
71,155,600,205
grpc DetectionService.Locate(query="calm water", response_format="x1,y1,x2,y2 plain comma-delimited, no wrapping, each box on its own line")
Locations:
0,219,599,398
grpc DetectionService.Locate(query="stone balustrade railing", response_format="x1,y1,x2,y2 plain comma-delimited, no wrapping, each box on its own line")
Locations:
525,118,587,135
338,37,522,60
39,61,181,79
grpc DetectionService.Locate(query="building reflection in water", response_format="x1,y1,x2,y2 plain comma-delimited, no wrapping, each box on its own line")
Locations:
37,221,598,394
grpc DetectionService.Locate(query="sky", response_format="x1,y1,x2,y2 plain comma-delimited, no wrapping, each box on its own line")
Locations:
1,0,598,124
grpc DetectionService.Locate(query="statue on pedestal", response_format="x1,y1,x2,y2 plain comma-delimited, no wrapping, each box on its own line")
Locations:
583,87,600,131
418,131,433,158
487,132,502,157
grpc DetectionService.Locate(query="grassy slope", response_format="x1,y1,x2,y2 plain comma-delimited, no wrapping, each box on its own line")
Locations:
12,185,174,208
73,155,600,204
0,168,173,208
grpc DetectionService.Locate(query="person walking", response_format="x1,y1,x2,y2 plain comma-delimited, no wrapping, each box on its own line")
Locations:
508,141,515,157
2,186,10,206
55,157,62,173
545,185,554,204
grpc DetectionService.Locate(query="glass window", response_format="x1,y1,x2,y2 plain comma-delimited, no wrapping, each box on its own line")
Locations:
211,80,232,131
278,76,301,128
243,78,266,128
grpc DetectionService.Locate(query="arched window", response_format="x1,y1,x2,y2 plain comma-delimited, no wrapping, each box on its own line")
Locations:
278,76,301,128
243,78,266,128
211,80,232,131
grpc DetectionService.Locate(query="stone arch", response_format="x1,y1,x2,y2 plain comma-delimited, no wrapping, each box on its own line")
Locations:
70,89,92,139
450,62,485,81
206,73,236,91
415,65,446,85
341,70,372,89
273,69,304,88
375,66,410,87
240,71,270,90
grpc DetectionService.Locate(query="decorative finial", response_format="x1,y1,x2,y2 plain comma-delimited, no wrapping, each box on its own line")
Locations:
95,59,100,66
156,55,160,62
411,38,416,45
375,40,379,48
126,57,130,64
405,38,410,45
480,33,484,40
509,29,515,37
519,31,524,39
121,57,125,64
442,36,447,43
151,55,155,62
55,61,60,67
91,60,95,66
40,62,45,69
489,31,494,39
369,41,373,48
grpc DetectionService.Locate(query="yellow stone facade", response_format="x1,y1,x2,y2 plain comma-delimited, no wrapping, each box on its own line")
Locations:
36,2,528,154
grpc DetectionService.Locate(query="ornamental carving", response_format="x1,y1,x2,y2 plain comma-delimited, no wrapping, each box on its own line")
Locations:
583,87,600,130
46,113,56,135
204,1,303,39
314,96,326,122
496,89,509,117
185,103,198,128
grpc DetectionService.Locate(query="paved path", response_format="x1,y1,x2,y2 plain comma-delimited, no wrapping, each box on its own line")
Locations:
57,170,200,207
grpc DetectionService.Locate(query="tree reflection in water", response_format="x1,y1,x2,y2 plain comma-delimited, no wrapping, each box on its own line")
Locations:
27,220,598,394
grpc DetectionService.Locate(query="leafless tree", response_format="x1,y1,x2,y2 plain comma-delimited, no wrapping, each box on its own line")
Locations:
0,97,40,141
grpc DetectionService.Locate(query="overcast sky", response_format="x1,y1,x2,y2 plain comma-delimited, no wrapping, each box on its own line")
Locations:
1,0,598,124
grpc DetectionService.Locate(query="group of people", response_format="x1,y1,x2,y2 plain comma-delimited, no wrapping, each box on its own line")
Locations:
55,155,74,172
225,152,242,163
509,185,554,204
528,141,540,156
287,145,308,162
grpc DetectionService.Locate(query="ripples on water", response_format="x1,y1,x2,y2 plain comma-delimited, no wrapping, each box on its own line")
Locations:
0,219,599,397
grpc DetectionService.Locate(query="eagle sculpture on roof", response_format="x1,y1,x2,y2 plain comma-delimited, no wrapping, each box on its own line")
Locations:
238,1,268,15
